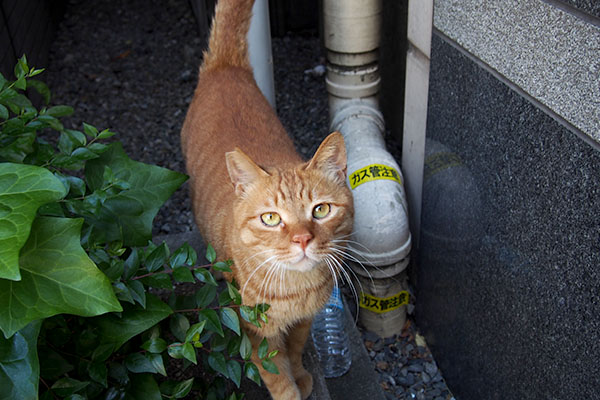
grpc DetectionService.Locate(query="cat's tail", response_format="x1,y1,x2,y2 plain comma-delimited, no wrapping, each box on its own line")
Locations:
201,0,255,72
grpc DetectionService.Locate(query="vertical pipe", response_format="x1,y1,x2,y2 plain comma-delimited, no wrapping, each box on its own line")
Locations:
401,0,433,248
248,0,276,108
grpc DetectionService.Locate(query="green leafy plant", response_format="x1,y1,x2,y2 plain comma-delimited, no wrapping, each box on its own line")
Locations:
0,56,276,400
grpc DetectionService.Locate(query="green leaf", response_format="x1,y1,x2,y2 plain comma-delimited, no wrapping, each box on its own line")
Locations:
0,104,7,120
82,123,98,138
220,307,240,335
127,280,146,308
127,374,161,400
88,362,108,387
240,332,252,361
51,377,89,397
208,351,227,376
125,353,163,374
145,242,168,272
90,293,172,351
195,284,217,308
26,79,50,104
194,268,217,286
45,105,74,117
39,347,73,380
244,362,261,386
0,163,67,281
261,359,279,374
0,321,41,400
147,353,166,376
169,313,189,342
227,282,242,305
205,244,216,264
169,243,196,268
258,338,269,359
161,378,194,399
227,360,242,388
184,321,206,343
123,248,140,280
84,143,187,246
212,261,232,272
140,273,172,289
181,342,196,364
141,337,167,353
198,309,224,337
173,266,194,283
0,217,122,338
97,129,116,140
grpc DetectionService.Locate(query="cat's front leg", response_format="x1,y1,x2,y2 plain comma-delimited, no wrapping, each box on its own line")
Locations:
286,318,314,400
248,330,302,400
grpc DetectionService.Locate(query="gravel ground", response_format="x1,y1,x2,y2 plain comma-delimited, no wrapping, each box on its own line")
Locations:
45,1,454,399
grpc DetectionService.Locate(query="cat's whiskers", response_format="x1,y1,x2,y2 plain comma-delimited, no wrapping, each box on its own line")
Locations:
241,253,278,297
325,253,362,324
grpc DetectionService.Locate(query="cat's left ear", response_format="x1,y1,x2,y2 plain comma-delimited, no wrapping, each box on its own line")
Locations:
307,131,348,183
226,148,269,196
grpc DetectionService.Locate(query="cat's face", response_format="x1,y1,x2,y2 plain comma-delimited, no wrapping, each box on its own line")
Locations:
226,133,353,275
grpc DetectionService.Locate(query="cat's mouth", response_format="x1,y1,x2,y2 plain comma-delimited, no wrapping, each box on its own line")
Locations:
284,252,319,272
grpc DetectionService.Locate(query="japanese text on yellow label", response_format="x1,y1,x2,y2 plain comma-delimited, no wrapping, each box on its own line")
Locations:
348,163,402,189
359,291,410,314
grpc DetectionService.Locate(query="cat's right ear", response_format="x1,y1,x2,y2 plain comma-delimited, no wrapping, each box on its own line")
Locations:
225,148,269,196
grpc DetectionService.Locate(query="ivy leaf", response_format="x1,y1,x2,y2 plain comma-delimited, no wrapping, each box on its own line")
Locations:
84,143,187,246
0,321,41,400
89,293,172,351
220,307,240,335
0,217,122,338
0,163,66,281
226,360,242,388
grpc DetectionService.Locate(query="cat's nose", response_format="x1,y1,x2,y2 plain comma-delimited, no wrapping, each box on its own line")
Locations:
292,232,313,250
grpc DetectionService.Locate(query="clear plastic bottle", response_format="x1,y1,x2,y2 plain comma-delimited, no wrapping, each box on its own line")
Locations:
311,286,352,377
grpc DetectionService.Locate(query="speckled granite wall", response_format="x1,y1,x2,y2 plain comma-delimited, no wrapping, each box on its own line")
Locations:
433,0,600,144
417,33,600,400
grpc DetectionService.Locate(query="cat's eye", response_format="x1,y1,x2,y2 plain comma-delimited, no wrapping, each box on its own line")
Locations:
261,212,281,226
312,203,331,219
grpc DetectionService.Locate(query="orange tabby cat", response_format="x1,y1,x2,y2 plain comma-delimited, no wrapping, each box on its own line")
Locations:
180,0,354,399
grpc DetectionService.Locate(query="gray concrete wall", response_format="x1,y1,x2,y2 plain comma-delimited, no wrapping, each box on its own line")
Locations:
416,1,600,399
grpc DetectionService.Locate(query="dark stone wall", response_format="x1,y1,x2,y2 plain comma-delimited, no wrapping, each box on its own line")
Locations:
0,0,64,79
417,33,600,400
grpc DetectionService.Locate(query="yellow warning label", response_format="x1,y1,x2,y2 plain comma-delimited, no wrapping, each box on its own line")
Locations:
348,164,402,189
359,291,410,314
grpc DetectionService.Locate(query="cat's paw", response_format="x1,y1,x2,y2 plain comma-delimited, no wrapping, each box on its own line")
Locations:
295,369,313,400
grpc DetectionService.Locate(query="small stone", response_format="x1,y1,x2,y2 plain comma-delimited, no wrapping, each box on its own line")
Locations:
421,371,431,383
407,363,424,373
425,362,438,376
372,339,384,352
376,361,389,371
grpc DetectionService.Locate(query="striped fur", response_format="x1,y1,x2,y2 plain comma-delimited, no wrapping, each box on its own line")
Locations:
180,0,354,398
